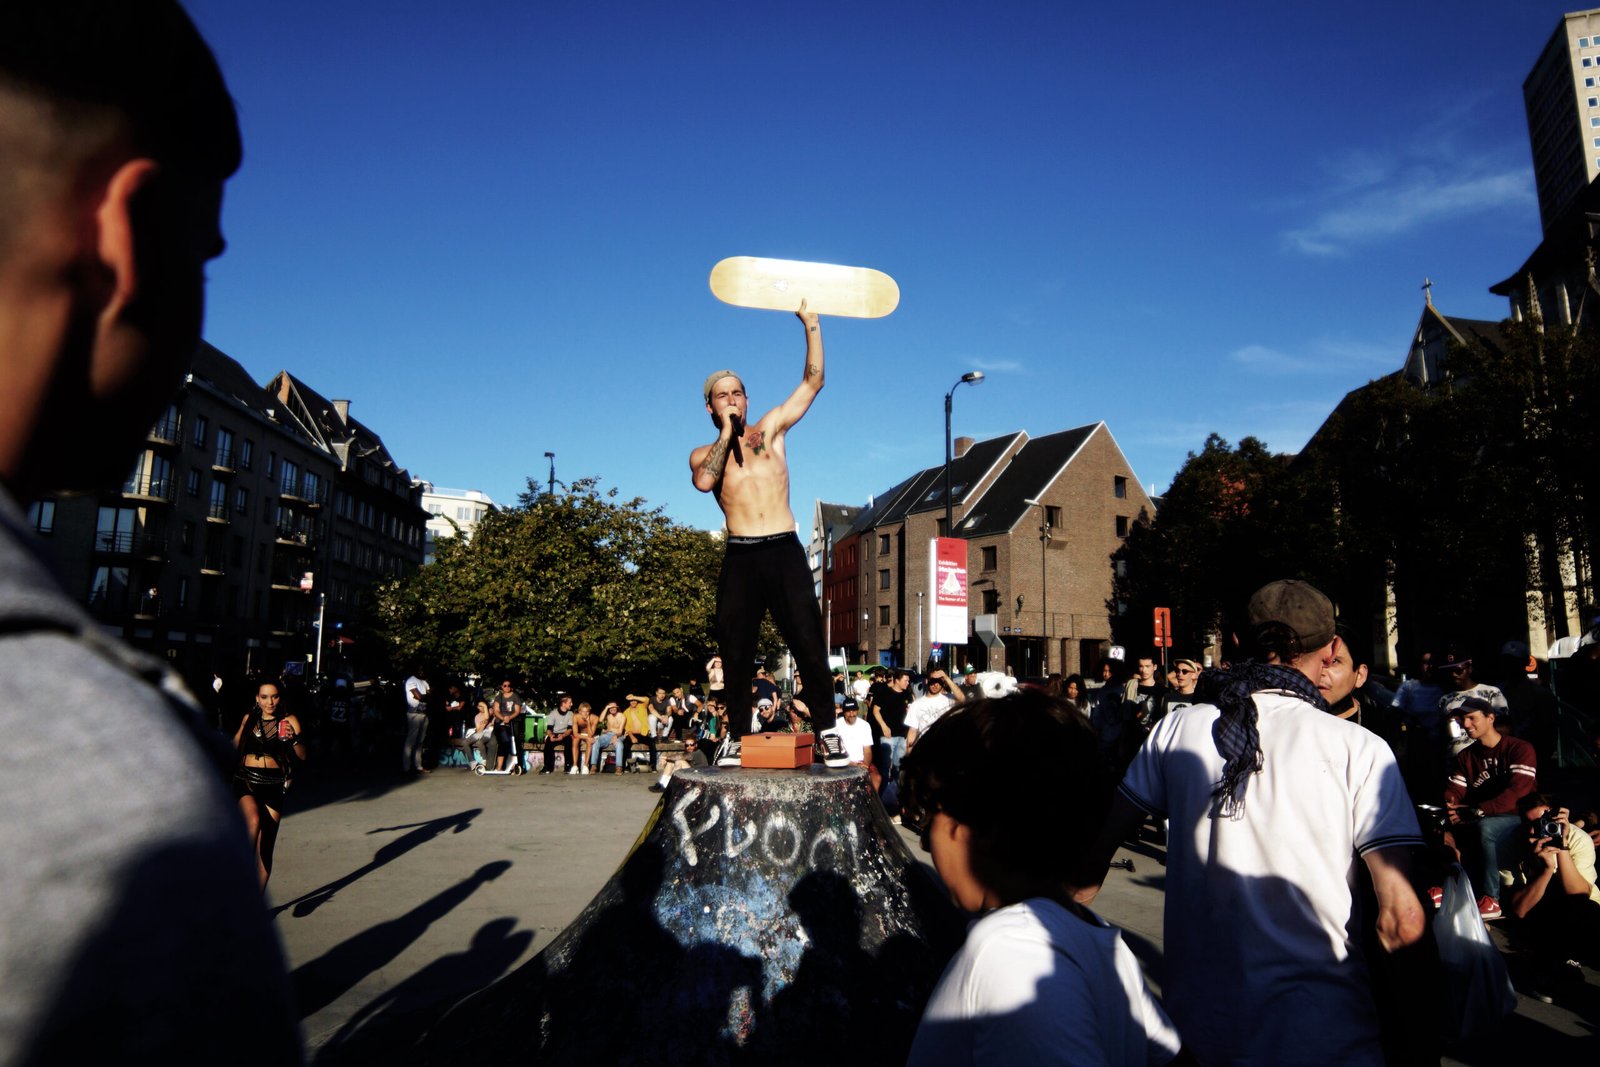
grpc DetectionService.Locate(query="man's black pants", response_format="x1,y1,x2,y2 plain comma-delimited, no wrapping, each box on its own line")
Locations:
716,532,836,737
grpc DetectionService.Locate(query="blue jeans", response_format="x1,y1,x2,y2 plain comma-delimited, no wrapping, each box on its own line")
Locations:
878,735,907,779
591,731,618,769
1460,814,1522,902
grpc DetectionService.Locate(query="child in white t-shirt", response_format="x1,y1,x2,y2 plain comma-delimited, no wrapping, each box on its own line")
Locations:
901,689,1184,1066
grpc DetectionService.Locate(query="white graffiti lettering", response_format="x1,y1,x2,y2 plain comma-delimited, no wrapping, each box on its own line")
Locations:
672,790,854,872
671,785,722,867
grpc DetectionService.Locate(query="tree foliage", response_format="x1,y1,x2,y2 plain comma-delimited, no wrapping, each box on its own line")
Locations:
373,477,727,693
1114,320,1600,667
1111,434,1294,655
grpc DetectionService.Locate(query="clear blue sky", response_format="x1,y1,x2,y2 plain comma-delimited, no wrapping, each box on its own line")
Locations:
186,0,1566,532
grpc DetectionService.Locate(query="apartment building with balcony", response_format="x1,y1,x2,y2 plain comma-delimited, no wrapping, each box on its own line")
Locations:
28,344,428,690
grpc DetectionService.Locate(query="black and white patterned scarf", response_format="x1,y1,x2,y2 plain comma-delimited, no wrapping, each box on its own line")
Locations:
1195,661,1328,817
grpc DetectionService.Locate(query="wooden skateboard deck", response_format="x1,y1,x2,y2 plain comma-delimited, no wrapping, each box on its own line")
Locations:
709,256,900,318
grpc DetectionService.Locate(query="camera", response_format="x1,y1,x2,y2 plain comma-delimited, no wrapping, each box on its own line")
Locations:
1535,817,1566,847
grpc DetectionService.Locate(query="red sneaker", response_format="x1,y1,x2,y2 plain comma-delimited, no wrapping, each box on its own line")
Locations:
1427,886,1443,908
1477,895,1503,920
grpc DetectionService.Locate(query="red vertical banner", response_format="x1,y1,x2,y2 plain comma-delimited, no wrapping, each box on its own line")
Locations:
930,538,969,644
1153,606,1171,648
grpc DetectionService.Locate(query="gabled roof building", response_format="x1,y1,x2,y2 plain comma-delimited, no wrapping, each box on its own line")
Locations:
822,422,1155,677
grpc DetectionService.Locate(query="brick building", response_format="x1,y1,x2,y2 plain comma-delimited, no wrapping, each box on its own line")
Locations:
815,422,1155,677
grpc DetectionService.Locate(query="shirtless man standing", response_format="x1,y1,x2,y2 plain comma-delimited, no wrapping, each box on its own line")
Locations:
691,301,846,767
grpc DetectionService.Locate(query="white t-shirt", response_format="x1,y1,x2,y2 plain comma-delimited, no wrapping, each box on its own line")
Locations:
1120,691,1423,1066
908,898,1180,1067
906,693,955,736
404,675,429,711
829,716,875,763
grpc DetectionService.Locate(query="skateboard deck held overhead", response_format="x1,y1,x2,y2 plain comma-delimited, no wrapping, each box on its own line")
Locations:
709,256,900,318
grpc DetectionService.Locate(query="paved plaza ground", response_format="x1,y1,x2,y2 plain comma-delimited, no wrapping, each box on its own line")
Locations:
270,764,1597,1063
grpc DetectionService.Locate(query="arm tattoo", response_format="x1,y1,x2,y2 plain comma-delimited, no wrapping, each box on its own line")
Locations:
806,362,820,379
701,436,732,481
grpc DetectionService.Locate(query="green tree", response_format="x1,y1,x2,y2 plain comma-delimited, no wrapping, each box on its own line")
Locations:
1111,434,1294,656
373,477,726,694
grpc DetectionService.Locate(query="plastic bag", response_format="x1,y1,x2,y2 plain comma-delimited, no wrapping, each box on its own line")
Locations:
1434,862,1516,1039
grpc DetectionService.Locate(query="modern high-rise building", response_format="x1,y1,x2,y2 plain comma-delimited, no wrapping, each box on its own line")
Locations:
1525,7,1600,231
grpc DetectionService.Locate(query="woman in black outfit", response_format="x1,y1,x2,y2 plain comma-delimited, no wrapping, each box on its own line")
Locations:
232,680,306,888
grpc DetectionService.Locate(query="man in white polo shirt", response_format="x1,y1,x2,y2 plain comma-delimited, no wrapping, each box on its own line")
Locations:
1075,580,1425,1067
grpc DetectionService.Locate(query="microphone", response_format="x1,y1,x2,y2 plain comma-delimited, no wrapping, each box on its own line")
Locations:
729,413,744,466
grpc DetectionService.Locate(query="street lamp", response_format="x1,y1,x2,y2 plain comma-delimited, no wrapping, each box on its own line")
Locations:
1023,497,1051,674
943,372,985,536
544,452,556,496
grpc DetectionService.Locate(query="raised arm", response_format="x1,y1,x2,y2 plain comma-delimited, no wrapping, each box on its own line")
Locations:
770,299,824,432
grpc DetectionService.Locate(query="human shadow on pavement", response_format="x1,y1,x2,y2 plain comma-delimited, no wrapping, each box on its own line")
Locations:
311,916,534,1065
272,808,482,918
291,859,511,1018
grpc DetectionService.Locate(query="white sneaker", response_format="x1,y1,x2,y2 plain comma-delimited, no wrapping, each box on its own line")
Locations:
568,766,578,775
581,764,591,775
818,731,849,768
716,739,742,767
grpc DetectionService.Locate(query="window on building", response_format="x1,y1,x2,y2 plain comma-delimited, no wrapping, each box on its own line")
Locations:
176,576,188,609
181,521,196,554
234,486,248,515
1115,558,1127,577
266,451,276,478
1589,77,1597,87
1586,57,1595,67
878,533,890,555
190,414,209,448
27,500,54,536
429,503,444,515
981,545,997,570
209,479,228,519
214,427,234,468
186,468,201,497
303,470,322,502
1114,475,1128,499
878,605,890,625
879,568,891,590
280,458,300,496
95,506,138,552
1045,505,1061,528
936,517,948,537
240,439,253,470
1115,515,1129,538
1589,97,1598,108
981,589,999,615
1583,36,1592,46
88,565,130,610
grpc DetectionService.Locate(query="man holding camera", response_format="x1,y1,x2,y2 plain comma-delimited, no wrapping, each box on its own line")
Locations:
1505,794,1600,980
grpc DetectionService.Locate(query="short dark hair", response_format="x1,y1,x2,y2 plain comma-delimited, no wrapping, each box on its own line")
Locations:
1517,792,1554,816
901,688,1112,903
0,1,240,175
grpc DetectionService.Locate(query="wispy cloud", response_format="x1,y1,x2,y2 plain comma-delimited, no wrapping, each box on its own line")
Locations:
1226,336,1397,375
972,357,1024,373
1284,167,1533,255
1277,100,1534,256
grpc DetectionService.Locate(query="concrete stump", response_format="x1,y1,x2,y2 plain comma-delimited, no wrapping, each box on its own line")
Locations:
421,765,962,1065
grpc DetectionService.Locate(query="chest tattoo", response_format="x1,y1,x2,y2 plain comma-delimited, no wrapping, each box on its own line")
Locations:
745,428,766,455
